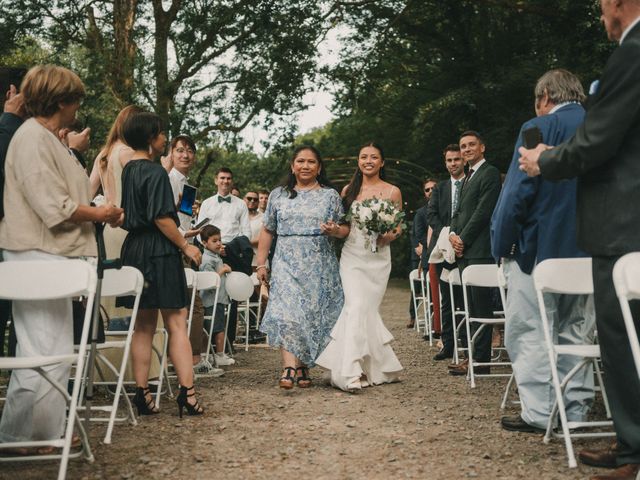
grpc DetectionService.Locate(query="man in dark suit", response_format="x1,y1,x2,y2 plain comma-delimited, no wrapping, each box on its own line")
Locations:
407,178,436,329
448,131,501,375
519,1,640,477
426,145,465,359
492,69,595,434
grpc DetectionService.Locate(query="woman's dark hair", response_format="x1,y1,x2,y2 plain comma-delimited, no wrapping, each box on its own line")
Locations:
343,142,386,211
282,145,335,199
122,112,164,151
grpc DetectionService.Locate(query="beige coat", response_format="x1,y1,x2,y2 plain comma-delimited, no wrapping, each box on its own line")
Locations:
0,118,97,257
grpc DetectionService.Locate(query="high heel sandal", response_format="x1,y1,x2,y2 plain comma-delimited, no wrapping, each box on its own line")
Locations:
133,386,160,415
176,385,204,418
279,367,296,389
295,366,312,388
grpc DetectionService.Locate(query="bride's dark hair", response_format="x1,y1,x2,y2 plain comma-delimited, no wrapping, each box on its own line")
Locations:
282,145,335,199
343,141,387,211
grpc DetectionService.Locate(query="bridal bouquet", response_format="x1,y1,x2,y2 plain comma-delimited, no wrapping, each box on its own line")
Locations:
348,197,405,252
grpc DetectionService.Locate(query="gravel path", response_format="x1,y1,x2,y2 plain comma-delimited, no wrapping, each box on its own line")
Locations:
4,279,610,479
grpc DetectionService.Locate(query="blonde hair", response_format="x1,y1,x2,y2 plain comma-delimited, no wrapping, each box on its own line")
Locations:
20,64,85,117
98,105,144,166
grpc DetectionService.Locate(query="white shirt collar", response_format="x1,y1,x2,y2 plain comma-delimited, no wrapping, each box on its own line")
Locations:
549,101,579,114
620,15,640,44
469,158,486,172
450,175,465,184
170,168,187,181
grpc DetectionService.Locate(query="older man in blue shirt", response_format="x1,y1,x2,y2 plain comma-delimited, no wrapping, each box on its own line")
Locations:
491,69,595,433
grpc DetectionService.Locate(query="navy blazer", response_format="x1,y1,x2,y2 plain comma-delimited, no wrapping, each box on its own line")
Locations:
491,103,587,274
412,204,429,266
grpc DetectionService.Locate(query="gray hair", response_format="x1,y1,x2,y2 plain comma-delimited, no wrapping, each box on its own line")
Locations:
534,69,586,104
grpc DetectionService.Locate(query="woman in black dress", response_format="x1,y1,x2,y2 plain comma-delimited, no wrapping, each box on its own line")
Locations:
119,112,204,417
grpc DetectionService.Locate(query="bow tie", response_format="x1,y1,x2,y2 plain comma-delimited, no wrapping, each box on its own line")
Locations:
218,196,231,204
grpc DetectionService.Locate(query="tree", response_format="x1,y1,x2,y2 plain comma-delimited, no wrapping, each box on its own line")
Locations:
2,0,332,144
320,0,612,174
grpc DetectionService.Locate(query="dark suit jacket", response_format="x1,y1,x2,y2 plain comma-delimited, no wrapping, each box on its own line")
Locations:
412,204,428,267
450,161,501,260
426,179,452,256
0,112,24,219
539,22,640,256
491,103,587,274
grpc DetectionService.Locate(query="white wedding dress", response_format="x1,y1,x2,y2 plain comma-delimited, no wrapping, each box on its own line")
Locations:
316,203,403,390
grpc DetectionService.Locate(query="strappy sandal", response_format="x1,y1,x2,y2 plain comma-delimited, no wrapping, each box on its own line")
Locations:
295,366,312,388
176,385,204,418
279,366,296,389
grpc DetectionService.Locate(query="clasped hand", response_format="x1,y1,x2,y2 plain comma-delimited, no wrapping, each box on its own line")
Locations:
320,220,341,237
449,234,464,257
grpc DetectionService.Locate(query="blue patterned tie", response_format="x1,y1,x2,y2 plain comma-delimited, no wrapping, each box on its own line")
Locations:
452,179,462,215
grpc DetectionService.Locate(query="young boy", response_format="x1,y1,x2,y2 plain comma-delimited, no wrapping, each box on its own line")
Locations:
200,225,235,366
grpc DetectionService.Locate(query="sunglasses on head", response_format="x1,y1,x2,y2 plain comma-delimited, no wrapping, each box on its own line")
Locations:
424,187,433,192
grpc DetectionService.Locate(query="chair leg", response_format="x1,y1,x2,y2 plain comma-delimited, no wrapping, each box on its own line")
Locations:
593,358,612,419
500,372,516,410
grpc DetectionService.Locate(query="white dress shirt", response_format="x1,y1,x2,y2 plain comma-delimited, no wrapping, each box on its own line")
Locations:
620,15,640,44
249,211,264,266
168,168,191,232
197,193,252,243
168,168,187,207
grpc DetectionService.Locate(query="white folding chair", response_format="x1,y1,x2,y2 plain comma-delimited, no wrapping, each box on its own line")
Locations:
234,273,264,350
196,270,221,372
409,268,432,344
224,272,255,355
443,268,468,364
613,252,640,382
533,258,614,468
461,264,510,388
0,260,97,480
77,266,143,444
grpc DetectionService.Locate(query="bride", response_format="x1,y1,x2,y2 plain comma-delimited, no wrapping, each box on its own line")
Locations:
316,142,404,391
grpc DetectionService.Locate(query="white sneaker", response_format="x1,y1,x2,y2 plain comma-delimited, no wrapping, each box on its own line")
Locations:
215,353,236,366
193,360,225,377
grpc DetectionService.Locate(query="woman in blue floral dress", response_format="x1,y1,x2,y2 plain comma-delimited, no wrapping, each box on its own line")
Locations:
256,146,349,389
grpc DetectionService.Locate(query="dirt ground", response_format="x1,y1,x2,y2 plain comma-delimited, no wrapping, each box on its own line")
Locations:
4,279,612,480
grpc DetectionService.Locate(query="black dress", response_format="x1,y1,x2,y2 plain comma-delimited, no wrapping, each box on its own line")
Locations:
117,159,188,309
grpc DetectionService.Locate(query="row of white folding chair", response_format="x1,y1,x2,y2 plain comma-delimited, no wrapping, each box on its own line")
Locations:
409,269,433,345
0,260,97,480
612,252,640,382
76,266,143,444
460,264,510,388
533,258,614,468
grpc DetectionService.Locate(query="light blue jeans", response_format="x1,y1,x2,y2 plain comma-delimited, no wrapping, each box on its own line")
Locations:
503,259,595,429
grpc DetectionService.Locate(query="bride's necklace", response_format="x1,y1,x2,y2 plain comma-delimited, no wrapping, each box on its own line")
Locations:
295,181,318,192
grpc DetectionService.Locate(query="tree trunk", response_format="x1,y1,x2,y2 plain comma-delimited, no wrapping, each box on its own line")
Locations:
112,0,138,104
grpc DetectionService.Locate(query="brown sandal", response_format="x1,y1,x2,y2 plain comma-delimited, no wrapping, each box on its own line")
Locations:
279,367,296,389
296,366,312,388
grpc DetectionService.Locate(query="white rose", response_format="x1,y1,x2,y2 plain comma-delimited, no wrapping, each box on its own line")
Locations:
379,211,395,223
359,206,373,220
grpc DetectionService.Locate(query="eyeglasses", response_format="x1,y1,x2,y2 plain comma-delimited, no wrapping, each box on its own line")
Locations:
246,197,259,202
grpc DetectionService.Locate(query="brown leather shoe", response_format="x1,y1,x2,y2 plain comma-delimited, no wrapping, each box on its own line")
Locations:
406,319,415,329
579,442,619,468
448,358,468,370
590,464,640,480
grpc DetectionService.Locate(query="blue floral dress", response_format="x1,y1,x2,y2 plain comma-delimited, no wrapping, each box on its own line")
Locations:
259,186,345,366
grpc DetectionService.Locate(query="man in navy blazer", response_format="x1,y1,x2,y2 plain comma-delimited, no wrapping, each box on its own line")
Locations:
491,69,596,434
